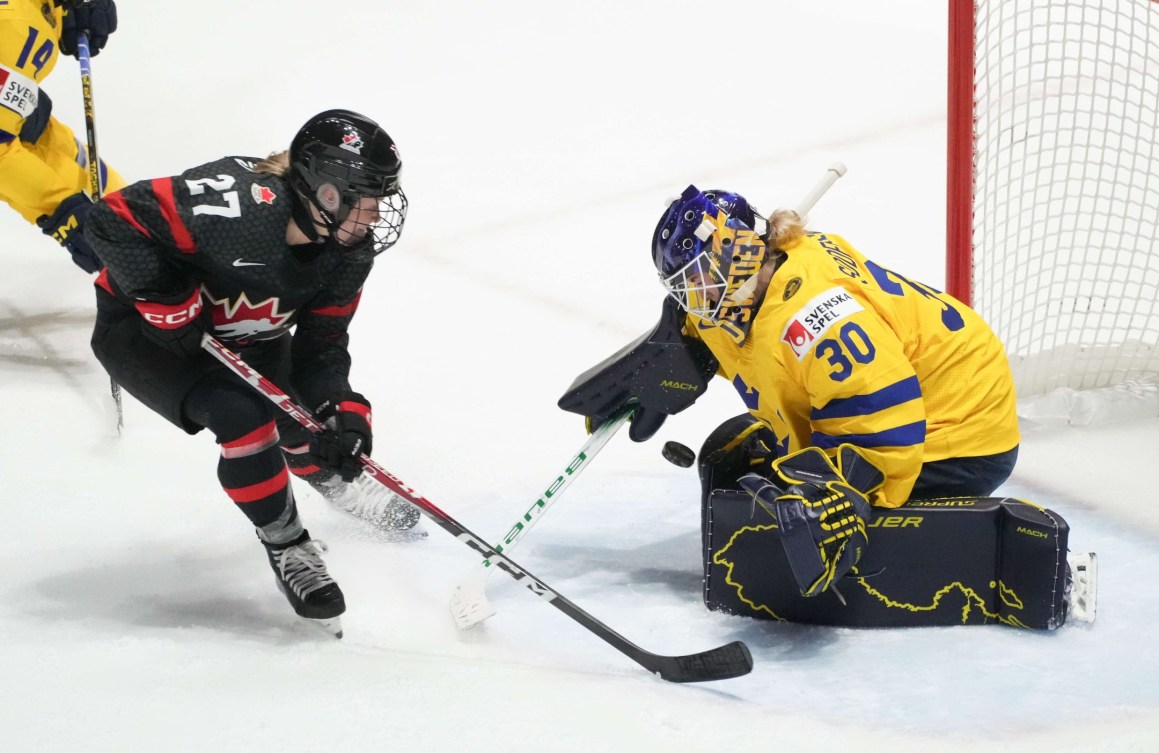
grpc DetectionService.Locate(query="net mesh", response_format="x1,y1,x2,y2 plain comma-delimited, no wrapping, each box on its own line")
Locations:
972,0,1159,398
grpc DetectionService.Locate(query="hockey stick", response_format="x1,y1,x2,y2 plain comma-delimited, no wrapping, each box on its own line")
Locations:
728,162,849,305
796,162,848,218
200,335,753,683
449,406,634,629
76,32,123,435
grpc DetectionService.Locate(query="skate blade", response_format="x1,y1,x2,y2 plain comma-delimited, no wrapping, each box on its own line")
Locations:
306,616,344,639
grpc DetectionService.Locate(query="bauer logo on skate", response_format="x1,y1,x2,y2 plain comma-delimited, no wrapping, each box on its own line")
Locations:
782,287,864,359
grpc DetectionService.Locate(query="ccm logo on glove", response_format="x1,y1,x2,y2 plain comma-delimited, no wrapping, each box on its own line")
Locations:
136,293,204,328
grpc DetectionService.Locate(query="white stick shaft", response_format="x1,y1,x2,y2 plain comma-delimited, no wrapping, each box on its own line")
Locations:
728,163,848,305
795,162,847,216
483,411,630,567
449,409,632,628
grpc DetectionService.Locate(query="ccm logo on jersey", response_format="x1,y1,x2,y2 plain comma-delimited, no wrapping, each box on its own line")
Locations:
781,287,864,360
0,64,39,118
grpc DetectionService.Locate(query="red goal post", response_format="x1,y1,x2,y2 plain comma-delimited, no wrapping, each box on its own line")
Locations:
946,0,1159,410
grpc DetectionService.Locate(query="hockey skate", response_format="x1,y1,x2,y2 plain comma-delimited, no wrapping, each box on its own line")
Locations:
311,472,424,538
1065,551,1097,624
265,531,346,638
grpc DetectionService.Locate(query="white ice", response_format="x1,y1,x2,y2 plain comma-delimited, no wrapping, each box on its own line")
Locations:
2,2,1158,751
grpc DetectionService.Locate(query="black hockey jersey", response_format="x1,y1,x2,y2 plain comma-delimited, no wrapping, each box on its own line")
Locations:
85,155,373,407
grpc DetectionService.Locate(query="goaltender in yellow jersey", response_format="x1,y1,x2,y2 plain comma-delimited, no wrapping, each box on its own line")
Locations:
654,185,1020,510
564,184,1022,599
638,184,1022,597
0,0,123,272
687,227,1019,508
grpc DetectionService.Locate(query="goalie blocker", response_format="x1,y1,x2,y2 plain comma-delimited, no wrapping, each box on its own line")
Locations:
558,297,718,432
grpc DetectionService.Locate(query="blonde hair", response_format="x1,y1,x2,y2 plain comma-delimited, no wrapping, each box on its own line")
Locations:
765,208,806,248
253,150,290,177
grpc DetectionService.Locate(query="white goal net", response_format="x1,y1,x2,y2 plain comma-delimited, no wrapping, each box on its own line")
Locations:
953,0,1159,421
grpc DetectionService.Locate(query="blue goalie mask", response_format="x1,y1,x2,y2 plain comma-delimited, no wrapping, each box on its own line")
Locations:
651,185,766,322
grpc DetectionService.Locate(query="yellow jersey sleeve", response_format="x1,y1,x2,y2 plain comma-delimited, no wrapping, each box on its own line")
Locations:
0,0,63,136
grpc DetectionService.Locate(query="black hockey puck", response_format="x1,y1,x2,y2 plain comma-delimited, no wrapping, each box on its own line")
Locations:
661,441,696,468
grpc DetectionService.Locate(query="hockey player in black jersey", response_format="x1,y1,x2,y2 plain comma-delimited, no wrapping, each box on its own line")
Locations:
84,109,416,635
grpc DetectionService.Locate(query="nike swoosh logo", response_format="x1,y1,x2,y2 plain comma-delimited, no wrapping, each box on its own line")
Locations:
232,259,266,267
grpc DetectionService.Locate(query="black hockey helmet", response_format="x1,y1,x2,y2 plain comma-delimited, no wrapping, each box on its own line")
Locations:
288,109,407,258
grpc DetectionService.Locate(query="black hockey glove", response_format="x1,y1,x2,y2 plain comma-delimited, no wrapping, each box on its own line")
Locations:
136,288,208,358
36,192,100,273
310,392,373,482
738,444,884,598
627,406,666,442
585,404,667,442
59,0,119,58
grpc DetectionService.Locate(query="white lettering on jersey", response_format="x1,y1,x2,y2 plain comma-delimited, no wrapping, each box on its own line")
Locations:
0,64,39,119
781,286,864,360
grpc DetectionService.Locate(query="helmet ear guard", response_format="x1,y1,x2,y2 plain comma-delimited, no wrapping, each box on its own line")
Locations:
315,182,342,215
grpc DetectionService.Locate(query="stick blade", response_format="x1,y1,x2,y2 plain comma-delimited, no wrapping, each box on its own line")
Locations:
650,640,753,683
449,568,497,629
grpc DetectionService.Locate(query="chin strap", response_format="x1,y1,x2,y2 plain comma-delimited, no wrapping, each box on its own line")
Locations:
290,195,323,243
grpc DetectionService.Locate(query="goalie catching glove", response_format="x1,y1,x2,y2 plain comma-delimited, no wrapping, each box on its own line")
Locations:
738,445,884,598
309,392,373,482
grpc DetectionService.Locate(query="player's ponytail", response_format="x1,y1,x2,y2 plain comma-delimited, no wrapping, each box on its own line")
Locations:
766,209,805,248
253,151,290,177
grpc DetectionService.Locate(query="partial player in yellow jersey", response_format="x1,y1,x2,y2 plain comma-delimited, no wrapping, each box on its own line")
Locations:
648,185,1020,597
566,183,1020,602
0,0,122,272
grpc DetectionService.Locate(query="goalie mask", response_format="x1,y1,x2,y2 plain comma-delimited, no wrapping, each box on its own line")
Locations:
651,185,769,323
289,109,408,260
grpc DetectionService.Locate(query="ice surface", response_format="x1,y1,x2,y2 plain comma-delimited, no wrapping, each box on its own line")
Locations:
2,2,1157,751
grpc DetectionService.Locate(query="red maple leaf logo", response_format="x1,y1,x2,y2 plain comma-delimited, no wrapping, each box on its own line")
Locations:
340,132,364,153
251,184,277,205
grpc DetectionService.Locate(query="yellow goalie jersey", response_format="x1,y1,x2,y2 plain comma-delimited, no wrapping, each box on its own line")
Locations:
687,231,1020,508
0,0,122,222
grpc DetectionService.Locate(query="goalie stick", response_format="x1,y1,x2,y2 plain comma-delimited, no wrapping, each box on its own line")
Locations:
449,407,634,629
201,336,753,683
